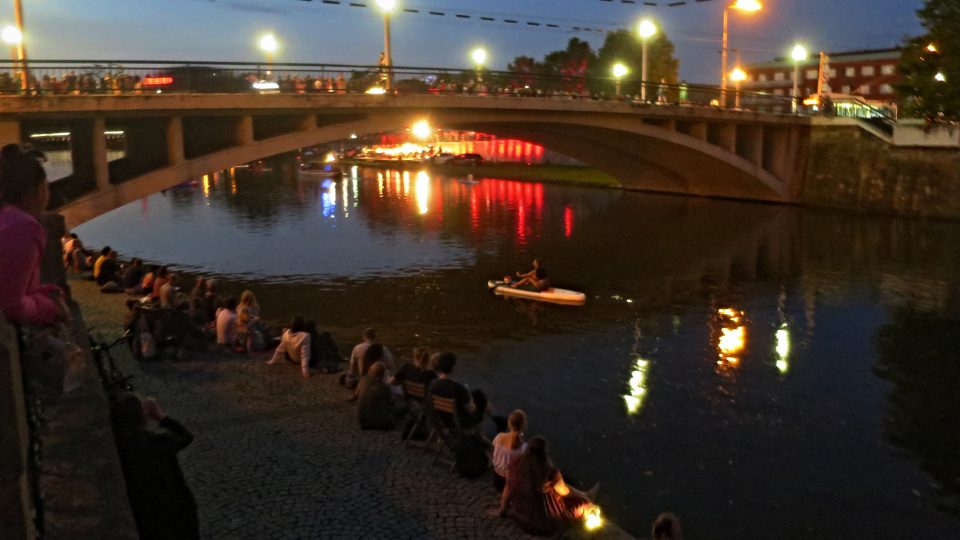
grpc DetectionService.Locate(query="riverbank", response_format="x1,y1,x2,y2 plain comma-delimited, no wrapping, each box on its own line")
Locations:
69,276,634,539
341,159,622,188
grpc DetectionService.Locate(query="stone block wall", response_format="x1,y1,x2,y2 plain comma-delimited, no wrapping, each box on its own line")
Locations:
800,126,960,218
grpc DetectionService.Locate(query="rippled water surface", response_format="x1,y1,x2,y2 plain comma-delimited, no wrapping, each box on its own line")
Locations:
76,165,960,538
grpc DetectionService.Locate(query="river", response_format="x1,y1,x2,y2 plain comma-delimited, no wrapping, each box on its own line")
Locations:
74,164,960,538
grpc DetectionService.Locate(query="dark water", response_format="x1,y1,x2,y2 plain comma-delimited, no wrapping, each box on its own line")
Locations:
76,165,960,538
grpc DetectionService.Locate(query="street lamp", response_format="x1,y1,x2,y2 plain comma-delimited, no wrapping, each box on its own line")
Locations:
471,47,487,85
790,44,809,113
730,67,747,109
721,0,762,106
637,18,657,102
926,43,939,54
5,0,28,94
376,0,397,91
259,33,278,78
411,119,431,140
935,71,947,83
612,63,628,97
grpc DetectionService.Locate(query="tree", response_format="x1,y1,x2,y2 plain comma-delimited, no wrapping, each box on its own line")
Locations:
541,38,597,93
593,28,680,97
507,55,543,88
897,0,960,120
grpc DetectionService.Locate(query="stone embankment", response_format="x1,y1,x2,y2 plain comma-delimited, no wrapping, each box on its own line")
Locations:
71,278,634,539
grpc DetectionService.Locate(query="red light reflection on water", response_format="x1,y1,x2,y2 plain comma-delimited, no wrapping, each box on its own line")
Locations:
564,205,574,238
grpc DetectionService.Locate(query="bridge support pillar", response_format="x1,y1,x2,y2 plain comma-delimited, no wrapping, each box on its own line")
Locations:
762,127,790,181
236,115,254,145
689,122,708,142
70,117,110,192
0,120,20,148
736,125,764,167
166,116,185,165
92,117,111,191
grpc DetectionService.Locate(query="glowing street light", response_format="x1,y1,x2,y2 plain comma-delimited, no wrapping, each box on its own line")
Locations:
5,0,29,94
471,47,487,84
926,43,939,54
935,71,947,83
1,25,21,44
259,33,278,78
612,62,628,97
376,0,397,91
721,0,762,106
730,67,748,109
637,18,657,102
790,44,809,113
411,119,431,139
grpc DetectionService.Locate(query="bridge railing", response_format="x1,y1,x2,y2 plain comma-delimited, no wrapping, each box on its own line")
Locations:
0,59,800,113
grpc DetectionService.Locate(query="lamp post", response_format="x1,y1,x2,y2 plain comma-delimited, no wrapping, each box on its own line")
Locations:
259,33,278,78
935,71,947,83
376,0,396,91
730,67,747,109
612,63,628,97
637,19,657,102
790,44,808,113
471,47,487,85
721,0,762,106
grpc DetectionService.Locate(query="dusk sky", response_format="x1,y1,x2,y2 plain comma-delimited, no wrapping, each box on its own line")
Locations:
2,0,924,83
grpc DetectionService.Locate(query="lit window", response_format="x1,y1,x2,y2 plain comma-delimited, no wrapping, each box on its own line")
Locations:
862,66,875,76
881,64,895,75
805,69,818,80
845,66,855,77
858,84,871,94
880,84,894,94
774,72,785,81
758,73,767,82
828,68,837,77
841,85,851,93
773,88,784,96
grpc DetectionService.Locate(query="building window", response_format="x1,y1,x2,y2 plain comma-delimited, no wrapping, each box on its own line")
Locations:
881,64,895,75
773,89,784,96
828,68,837,77
858,84,871,94
845,66,855,77
758,73,767,82
841,85,851,93
862,66,875,76
773,72,785,81
806,69,818,80
880,84,894,94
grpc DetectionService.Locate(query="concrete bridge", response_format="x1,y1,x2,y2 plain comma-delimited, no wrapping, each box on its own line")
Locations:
0,93,810,227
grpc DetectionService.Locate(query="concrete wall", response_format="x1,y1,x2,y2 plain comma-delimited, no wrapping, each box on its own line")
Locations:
799,125,960,218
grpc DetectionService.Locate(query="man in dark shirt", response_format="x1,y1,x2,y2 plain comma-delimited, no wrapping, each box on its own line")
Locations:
122,258,146,293
427,352,490,429
97,250,121,286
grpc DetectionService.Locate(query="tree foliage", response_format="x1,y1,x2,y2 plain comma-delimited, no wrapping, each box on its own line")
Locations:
506,30,679,96
897,0,960,120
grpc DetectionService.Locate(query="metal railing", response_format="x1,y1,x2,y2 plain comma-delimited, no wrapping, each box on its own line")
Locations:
0,59,802,113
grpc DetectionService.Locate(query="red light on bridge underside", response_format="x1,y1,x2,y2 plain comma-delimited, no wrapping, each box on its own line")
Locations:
143,76,174,86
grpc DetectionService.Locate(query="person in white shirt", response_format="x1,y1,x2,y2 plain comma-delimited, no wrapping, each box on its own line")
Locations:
345,327,394,388
215,296,238,347
492,409,527,492
267,315,312,378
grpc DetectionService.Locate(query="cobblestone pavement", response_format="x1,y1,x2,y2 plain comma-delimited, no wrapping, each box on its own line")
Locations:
73,279,633,540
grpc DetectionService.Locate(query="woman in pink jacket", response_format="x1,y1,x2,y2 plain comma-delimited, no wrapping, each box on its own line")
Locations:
0,148,66,325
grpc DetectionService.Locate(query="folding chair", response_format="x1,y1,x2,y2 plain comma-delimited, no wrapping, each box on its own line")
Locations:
426,395,462,471
401,381,427,449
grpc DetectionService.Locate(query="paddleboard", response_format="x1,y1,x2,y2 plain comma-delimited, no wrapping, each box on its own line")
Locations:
487,280,586,305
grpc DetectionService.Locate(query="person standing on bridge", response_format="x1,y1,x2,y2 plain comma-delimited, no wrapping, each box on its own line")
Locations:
0,148,69,325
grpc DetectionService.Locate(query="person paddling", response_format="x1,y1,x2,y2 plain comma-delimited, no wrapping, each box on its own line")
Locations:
511,258,549,292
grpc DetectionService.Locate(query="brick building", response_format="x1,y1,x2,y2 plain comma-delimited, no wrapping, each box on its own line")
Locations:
743,48,901,103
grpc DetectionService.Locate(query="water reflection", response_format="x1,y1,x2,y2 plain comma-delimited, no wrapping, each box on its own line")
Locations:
715,308,747,368
875,309,960,514
774,324,790,374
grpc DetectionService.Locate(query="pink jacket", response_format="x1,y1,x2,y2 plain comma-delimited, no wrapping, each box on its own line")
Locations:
0,205,61,325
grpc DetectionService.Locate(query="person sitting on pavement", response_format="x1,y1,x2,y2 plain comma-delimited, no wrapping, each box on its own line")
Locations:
140,265,159,296
345,327,394,388
427,352,497,431
215,296,238,348
357,361,398,431
151,266,170,301
305,319,341,373
159,272,183,309
236,290,266,352
0,149,69,325
190,277,206,299
110,393,199,540
510,258,549,292
495,436,599,536
652,513,683,540
267,315,313,378
92,246,111,282
203,279,220,324
97,250,124,292
390,346,437,387
122,258,146,294
492,409,528,492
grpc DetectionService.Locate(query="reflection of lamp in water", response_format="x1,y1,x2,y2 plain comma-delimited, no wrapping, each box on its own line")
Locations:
716,308,746,365
584,505,603,531
775,324,790,373
623,356,649,415
415,170,430,215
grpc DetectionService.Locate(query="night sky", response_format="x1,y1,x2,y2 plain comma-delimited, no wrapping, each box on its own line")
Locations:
3,0,923,83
